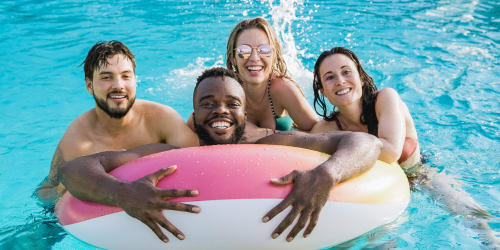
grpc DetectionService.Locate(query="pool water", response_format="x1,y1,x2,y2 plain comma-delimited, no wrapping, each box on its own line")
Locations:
0,0,498,249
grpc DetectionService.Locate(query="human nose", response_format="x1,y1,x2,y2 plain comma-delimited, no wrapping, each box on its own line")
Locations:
212,103,229,114
111,76,126,89
335,75,345,86
248,47,260,61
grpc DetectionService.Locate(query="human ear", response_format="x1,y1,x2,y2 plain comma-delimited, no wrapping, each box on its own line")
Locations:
85,78,93,95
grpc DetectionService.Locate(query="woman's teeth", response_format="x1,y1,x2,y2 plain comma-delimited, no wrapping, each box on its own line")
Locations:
336,88,351,95
247,66,263,71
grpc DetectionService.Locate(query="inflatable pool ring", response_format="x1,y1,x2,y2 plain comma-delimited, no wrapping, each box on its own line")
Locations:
56,144,410,249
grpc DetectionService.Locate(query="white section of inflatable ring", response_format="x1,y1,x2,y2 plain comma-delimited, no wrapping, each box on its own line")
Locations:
64,199,408,249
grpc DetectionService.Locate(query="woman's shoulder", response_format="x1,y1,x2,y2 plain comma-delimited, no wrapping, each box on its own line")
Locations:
269,76,299,92
375,88,402,108
377,88,400,99
268,76,305,102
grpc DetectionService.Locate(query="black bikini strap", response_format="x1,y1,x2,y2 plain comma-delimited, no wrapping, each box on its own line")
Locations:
266,79,278,118
334,116,344,130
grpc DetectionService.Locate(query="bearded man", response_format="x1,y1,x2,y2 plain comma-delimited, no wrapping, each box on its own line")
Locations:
37,41,198,202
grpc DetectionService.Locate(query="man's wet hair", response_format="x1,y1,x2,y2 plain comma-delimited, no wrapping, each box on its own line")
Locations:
83,40,136,80
193,67,242,99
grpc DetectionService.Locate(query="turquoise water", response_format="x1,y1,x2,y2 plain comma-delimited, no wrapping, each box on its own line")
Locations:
1,0,498,249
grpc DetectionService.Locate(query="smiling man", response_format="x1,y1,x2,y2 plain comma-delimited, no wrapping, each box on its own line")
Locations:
36,41,199,203
59,67,382,243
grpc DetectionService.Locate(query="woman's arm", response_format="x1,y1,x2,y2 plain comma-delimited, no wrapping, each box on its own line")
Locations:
271,77,318,131
375,88,407,163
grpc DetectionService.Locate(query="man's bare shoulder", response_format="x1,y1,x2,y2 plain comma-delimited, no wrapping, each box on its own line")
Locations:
133,100,179,121
58,109,98,160
135,100,198,147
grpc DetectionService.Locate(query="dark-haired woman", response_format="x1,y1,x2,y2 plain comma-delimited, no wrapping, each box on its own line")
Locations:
310,47,497,246
310,47,419,168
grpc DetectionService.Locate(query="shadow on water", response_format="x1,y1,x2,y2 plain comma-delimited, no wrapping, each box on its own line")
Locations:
0,196,66,249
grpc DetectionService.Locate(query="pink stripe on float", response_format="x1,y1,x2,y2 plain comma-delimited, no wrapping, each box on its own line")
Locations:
57,145,329,226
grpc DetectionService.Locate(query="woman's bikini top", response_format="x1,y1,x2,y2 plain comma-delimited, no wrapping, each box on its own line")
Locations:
266,79,293,131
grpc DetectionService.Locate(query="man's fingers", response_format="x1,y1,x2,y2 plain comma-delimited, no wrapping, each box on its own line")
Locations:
286,208,313,241
145,166,177,185
262,197,292,222
270,171,297,185
143,218,169,243
159,189,199,198
303,209,321,237
271,207,301,239
155,215,186,241
159,201,201,213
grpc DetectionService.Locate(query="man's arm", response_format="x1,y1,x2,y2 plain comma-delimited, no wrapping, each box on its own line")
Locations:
36,146,66,203
256,131,382,241
59,143,200,243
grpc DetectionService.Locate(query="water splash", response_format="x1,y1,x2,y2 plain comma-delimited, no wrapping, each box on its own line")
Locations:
268,0,313,91
161,0,315,96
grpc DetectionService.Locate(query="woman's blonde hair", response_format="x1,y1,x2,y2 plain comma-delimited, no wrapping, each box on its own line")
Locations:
226,17,289,79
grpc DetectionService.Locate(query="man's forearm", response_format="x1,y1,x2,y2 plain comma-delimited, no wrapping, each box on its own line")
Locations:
60,153,129,205
59,143,178,205
321,132,382,183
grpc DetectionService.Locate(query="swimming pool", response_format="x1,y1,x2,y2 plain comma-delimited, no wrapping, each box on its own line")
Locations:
0,0,498,249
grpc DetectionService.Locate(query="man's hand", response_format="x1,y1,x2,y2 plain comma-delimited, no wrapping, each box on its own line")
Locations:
113,165,200,243
262,165,336,242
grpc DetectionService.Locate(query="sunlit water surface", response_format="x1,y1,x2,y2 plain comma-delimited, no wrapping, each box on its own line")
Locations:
0,0,498,249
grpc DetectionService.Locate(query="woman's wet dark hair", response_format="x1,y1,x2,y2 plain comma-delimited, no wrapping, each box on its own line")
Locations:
312,47,379,135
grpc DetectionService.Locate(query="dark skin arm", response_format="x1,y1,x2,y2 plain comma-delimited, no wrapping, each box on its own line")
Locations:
59,143,200,243
256,131,382,241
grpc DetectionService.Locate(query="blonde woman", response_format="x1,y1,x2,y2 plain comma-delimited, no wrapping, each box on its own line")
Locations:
226,17,317,131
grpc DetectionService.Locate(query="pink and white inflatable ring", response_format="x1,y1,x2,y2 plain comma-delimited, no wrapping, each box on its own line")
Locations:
56,144,410,249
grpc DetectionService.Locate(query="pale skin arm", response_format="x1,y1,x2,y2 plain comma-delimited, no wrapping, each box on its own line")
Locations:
257,131,382,241
150,104,199,147
375,88,406,163
186,113,195,131
271,77,318,131
59,143,200,243
36,125,82,203
36,146,66,203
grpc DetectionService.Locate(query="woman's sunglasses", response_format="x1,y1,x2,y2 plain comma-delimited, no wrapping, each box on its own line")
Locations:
235,44,273,59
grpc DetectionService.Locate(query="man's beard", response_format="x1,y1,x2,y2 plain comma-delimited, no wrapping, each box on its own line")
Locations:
93,93,135,119
193,117,245,145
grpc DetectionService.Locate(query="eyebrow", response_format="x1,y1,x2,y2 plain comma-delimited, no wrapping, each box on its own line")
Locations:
198,95,242,103
227,95,242,102
198,95,215,103
322,65,351,78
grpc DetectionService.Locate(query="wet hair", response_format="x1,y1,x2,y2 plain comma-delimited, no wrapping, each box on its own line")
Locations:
312,47,379,135
193,67,242,103
226,17,288,78
83,40,136,80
